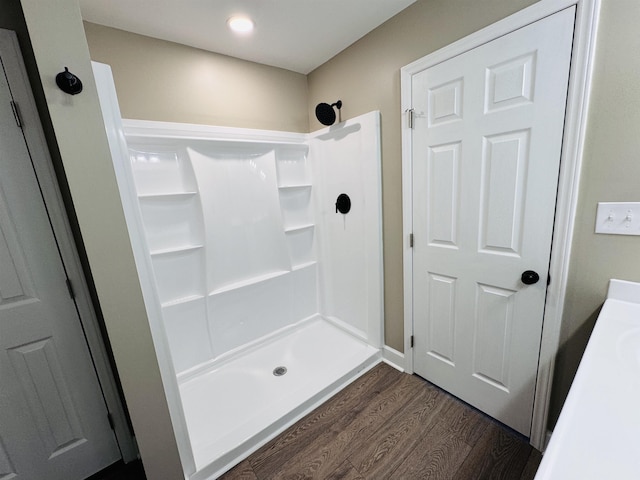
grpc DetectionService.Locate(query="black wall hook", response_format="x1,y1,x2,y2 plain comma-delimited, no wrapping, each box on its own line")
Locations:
56,67,83,95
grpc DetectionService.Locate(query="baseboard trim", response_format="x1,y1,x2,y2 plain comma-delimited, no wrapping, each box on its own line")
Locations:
382,345,405,372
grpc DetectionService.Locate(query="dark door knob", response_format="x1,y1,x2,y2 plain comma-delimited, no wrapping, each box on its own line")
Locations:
521,270,540,285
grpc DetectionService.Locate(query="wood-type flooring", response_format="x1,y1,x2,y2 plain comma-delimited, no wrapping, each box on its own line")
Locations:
220,362,541,479
87,459,146,480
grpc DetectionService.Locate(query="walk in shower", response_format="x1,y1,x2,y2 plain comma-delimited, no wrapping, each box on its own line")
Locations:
94,63,384,479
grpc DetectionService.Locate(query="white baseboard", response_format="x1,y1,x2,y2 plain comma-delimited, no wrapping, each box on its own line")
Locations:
382,345,405,372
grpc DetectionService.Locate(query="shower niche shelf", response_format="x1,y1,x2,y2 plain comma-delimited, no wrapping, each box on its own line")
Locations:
279,186,313,228
129,146,197,196
138,191,198,199
284,223,315,233
160,294,205,309
208,269,291,296
276,145,310,187
161,295,211,373
278,173,314,271
152,248,205,306
137,188,203,253
292,260,317,271
286,227,315,268
277,183,312,190
150,244,204,257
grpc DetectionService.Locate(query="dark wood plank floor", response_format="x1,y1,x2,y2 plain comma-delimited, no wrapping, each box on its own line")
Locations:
220,363,541,480
87,459,146,480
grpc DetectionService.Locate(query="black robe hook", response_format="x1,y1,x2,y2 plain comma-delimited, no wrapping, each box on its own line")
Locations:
56,67,83,95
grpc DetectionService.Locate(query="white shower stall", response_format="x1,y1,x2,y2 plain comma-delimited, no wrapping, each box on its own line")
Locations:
93,62,384,479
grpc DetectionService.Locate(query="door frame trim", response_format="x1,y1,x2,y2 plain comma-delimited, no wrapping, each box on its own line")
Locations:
400,0,600,450
0,29,137,462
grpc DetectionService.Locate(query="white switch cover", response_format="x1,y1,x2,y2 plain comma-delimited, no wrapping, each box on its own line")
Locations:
595,202,640,235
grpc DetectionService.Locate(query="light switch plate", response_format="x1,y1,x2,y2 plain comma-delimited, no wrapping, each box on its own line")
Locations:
595,202,640,235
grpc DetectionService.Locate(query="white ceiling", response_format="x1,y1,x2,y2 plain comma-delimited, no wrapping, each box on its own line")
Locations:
79,0,417,75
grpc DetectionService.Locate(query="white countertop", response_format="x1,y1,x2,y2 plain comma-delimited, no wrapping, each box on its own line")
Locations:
535,279,640,479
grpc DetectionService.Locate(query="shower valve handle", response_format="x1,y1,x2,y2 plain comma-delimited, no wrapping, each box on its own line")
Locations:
335,194,351,214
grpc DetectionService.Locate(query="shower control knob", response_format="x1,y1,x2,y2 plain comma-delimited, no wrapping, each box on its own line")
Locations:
335,193,351,214
521,270,540,285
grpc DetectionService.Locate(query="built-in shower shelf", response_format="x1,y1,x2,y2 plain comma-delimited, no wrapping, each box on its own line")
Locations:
292,261,317,271
278,184,312,190
161,294,205,309
138,191,198,199
209,269,291,296
150,244,204,256
284,223,315,233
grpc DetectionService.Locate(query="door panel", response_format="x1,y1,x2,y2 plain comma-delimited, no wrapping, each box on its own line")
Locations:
427,142,460,248
8,338,86,457
425,273,456,365
479,130,529,255
412,7,575,435
472,282,516,391
0,50,120,479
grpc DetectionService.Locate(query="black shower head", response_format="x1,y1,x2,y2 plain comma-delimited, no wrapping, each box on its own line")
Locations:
315,100,343,126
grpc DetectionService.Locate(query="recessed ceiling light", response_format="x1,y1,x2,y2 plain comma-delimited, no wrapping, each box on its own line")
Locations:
227,16,254,34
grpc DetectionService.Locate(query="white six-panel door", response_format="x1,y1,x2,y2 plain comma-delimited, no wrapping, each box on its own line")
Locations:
0,53,121,478
411,7,575,435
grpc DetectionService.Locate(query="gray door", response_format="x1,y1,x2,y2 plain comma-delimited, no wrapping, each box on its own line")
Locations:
0,46,121,479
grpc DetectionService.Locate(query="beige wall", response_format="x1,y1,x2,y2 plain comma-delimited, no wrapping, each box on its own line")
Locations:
15,1,183,478
84,22,309,133
549,0,640,424
310,0,640,427
307,0,539,352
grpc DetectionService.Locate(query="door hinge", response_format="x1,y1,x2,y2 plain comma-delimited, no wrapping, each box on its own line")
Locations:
107,412,115,430
547,273,551,286
10,101,22,128
410,335,414,348
409,233,414,248
65,278,75,299
406,108,415,129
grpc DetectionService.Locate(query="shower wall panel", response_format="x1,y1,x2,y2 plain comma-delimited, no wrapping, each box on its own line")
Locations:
188,145,290,292
95,64,383,478
99,66,382,379
125,133,317,374
310,112,383,348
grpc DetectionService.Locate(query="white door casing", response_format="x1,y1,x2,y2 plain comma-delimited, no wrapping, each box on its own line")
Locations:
410,8,573,436
0,35,123,479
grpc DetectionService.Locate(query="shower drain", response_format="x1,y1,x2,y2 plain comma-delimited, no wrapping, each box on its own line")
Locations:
273,366,287,376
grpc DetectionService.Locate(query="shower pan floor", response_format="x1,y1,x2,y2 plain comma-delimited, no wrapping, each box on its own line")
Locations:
178,316,380,477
